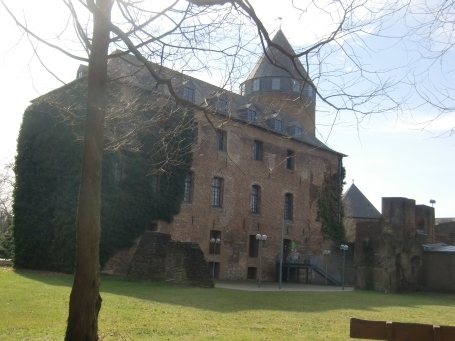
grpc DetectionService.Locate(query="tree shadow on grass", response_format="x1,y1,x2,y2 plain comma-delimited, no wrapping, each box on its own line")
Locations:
14,269,455,315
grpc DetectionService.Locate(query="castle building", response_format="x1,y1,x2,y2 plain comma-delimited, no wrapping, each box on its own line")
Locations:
150,30,345,281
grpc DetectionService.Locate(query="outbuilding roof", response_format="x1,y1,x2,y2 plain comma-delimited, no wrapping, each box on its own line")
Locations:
423,243,455,253
343,183,381,219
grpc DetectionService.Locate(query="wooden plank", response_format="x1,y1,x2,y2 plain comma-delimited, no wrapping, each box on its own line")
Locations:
350,318,455,341
350,318,388,340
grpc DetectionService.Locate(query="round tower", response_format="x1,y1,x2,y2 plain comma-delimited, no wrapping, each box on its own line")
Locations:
240,30,316,136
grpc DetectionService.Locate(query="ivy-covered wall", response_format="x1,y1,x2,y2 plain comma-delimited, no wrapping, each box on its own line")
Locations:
317,163,346,245
13,80,192,273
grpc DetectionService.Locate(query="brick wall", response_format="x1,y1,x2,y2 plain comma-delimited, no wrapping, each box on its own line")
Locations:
158,110,341,281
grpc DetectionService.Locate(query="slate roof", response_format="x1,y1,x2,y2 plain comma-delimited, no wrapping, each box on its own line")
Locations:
243,29,310,82
423,243,455,252
343,183,381,219
101,51,341,155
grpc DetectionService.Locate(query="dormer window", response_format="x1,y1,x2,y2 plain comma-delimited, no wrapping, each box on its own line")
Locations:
183,87,195,102
248,109,257,121
217,99,227,114
272,78,281,90
77,71,84,79
295,127,302,139
274,119,282,132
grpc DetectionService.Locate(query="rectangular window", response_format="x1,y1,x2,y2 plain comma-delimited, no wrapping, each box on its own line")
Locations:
247,267,257,279
250,185,260,213
240,84,245,96
253,140,263,161
253,79,260,92
215,129,227,151
249,235,259,257
217,99,227,114
272,78,281,90
284,193,293,220
183,87,195,102
248,109,257,121
286,150,295,170
304,84,315,98
212,177,223,207
295,127,303,139
293,80,300,93
191,123,199,144
152,175,159,192
183,172,193,202
209,230,221,254
275,119,282,132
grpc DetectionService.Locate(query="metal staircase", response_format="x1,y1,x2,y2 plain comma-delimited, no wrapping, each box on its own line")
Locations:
308,255,342,285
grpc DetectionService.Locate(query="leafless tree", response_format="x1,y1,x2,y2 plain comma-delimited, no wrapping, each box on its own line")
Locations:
2,0,452,339
0,162,13,233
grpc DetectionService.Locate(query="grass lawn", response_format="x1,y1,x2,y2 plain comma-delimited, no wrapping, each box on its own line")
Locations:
0,267,454,340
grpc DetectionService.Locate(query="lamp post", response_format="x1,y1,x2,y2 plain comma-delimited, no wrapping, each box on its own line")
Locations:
256,234,267,288
323,250,331,285
340,244,349,290
210,238,221,281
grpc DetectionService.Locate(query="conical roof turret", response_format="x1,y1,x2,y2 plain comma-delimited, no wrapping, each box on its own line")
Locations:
244,29,309,81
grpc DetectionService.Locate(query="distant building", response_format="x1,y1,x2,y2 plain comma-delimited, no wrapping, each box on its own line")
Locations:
343,182,381,243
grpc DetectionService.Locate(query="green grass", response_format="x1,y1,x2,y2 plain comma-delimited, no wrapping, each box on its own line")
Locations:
1,267,454,340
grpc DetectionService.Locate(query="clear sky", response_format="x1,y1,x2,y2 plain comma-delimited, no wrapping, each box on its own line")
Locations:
1,0,454,217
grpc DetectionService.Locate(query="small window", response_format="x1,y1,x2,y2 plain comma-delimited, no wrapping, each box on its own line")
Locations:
183,87,195,102
286,150,295,170
253,140,263,161
212,177,223,207
272,78,281,90
191,123,199,144
248,109,257,121
77,71,84,79
114,162,122,182
304,84,315,99
152,175,159,192
250,185,261,213
253,79,260,92
217,99,227,114
240,84,245,96
247,267,257,279
209,230,221,254
215,129,227,151
183,172,193,202
249,235,259,257
274,119,282,132
295,127,302,139
245,82,251,95
293,80,300,93
284,193,293,220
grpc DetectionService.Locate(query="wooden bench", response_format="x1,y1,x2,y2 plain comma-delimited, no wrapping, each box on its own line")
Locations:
350,318,455,341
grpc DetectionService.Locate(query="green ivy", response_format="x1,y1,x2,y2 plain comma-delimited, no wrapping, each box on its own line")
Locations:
13,80,192,272
317,163,347,245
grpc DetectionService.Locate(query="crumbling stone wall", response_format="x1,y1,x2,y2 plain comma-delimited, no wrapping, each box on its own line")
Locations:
165,241,213,287
423,252,455,293
127,231,213,288
355,198,434,292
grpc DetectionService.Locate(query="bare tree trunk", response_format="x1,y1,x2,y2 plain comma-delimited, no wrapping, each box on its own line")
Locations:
65,0,111,340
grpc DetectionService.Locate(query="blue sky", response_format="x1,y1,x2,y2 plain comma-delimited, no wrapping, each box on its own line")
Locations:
1,0,453,217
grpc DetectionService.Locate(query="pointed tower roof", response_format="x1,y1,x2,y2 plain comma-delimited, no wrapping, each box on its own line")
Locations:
343,183,381,219
244,30,309,81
